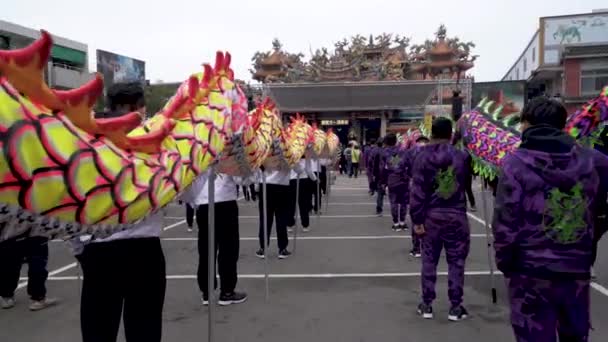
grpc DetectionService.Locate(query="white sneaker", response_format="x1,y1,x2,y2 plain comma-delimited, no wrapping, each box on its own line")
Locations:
29,297,57,311
187,227,193,232
1,297,15,309
302,226,310,233
287,226,294,233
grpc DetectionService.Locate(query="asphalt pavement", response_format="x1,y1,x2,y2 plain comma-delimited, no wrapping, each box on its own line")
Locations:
2,174,608,342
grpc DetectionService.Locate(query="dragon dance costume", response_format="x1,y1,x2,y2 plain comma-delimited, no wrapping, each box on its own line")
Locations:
0,31,340,244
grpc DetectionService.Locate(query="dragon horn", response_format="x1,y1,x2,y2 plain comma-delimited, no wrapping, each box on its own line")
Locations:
483,100,495,114
224,52,232,71
492,105,504,120
163,75,199,119
53,73,104,133
214,51,224,73
0,30,64,109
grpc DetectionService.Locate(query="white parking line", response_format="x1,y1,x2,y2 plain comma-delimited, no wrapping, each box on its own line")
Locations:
26,270,503,281
161,234,491,241
16,262,77,290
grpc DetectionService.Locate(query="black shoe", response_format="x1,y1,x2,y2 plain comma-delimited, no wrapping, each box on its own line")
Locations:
255,249,265,259
376,211,383,217
202,294,209,306
448,305,469,322
392,223,401,232
399,223,408,230
417,303,433,319
278,249,291,259
218,292,248,306
409,250,422,258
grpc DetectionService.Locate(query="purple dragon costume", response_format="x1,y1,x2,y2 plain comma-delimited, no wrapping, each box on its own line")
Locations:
410,142,471,308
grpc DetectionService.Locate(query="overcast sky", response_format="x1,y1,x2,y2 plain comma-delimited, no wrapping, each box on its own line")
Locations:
2,0,606,84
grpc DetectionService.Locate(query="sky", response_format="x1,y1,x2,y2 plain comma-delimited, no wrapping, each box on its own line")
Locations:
2,0,607,84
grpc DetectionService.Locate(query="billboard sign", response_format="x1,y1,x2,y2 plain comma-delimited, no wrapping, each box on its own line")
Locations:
543,13,608,64
96,49,145,92
472,81,527,117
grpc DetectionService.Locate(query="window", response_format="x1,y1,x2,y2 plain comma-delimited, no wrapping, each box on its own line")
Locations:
523,58,527,73
581,68,608,95
532,47,536,63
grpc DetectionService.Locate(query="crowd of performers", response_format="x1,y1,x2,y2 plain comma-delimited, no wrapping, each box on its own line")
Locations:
359,96,608,341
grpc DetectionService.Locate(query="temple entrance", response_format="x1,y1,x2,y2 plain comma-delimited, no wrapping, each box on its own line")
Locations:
359,118,381,144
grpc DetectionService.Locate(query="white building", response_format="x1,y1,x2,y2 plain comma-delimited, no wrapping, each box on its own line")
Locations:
0,20,94,89
502,9,608,111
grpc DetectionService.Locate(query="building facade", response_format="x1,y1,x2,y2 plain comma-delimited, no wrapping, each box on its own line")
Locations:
502,9,608,112
0,20,92,90
250,26,475,143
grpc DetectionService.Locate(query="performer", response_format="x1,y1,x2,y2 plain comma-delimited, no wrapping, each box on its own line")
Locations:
344,143,353,178
73,83,167,342
365,139,377,195
372,139,386,216
379,133,409,231
403,136,429,258
182,171,248,306
186,203,195,232
256,167,292,259
287,158,317,232
0,237,57,310
492,97,608,342
351,145,361,178
464,154,477,212
410,117,471,321
311,158,323,214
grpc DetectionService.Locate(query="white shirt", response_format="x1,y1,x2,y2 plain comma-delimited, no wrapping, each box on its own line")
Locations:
93,212,164,243
184,171,239,205
290,159,317,180
263,168,290,186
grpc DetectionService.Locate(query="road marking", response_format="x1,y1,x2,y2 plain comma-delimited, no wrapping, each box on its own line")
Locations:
592,282,608,297
26,270,503,281
160,234,491,241
467,213,487,226
17,262,78,290
163,220,187,231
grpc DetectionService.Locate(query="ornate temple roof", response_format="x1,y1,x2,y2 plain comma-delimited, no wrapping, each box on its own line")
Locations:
250,27,475,83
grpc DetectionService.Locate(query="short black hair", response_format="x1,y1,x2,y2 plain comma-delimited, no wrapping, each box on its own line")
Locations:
520,97,568,129
369,138,376,145
431,117,453,140
107,82,145,112
415,136,430,143
384,133,397,146
376,138,383,147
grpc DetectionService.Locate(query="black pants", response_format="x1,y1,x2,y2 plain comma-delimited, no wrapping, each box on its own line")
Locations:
0,237,48,301
350,163,360,178
465,172,476,207
287,178,312,228
186,204,195,228
312,174,322,212
78,238,166,342
320,166,327,195
196,201,240,295
258,184,290,250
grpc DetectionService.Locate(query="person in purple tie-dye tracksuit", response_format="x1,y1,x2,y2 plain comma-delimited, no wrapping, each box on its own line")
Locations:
492,97,608,342
379,133,409,231
410,117,471,321
402,136,429,258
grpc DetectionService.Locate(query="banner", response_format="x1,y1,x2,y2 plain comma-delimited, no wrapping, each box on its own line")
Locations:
96,49,146,92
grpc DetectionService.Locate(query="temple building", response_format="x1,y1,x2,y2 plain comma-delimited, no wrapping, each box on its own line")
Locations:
249,26,475,143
